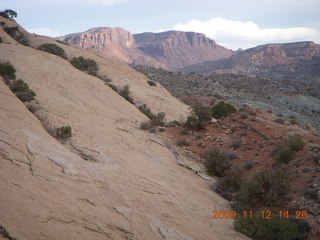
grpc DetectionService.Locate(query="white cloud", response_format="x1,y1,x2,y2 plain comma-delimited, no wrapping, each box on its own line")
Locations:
172,17,320,50
28,28,63,37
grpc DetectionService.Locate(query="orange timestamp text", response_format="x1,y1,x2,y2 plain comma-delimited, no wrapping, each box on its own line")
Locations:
211,210,308,220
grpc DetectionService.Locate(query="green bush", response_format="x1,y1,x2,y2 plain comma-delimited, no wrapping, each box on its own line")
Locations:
276,148,295,164
70,56,99,76
0,9,17,20
3,26,19,37
274,118,285,124
204,147,231,177
138,104,166,127
184,102,212,130
56,126,72,139
119,85,134,104
138,104,154,119
287,135,304,151
9,79,36,102
37,43,66,59
218,168,242,192
0,62,16,79
212,101,237,119
238,169,289,207
147,80,156,86
234,211,309,240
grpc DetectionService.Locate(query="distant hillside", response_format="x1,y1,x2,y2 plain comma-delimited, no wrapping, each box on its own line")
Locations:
59,27,167,69
59,28,234,71
180,41,320,83
134,31,234,70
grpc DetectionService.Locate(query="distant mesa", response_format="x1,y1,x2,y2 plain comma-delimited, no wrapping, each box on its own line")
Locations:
59,28,234,71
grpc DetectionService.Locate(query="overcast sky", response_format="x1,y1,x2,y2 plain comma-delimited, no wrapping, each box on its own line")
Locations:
1,0,320,49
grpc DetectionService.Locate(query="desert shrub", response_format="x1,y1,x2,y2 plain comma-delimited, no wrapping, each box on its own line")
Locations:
56,126,72,139
229,138,242,149
138,104,154,119
166,120,181,127
218,168,242,192
224,151,237,160
176,139,190,146
238,169,289,207
204,147,231,177
107,83,117,92
0,9,17,20
244,160,256,170
0,62,16,80
194,134,202,140
26,103,39,113
37,43,66,59
70,56,99,76
274,118,285,124
138,104,166,127
287,135,304,151
211,101,236,119
3,26,19,36
147,80,156,86
9,79,36,102
119,85,134,104
151,112,166,127
276,148,295,164
140,121,151,130
234,211,308,240
184,102,212,130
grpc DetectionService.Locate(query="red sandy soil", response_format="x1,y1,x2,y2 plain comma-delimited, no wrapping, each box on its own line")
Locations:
165,104,320,238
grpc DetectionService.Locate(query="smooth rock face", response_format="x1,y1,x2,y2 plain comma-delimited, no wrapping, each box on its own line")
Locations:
134,31,234,70
0,17,249,240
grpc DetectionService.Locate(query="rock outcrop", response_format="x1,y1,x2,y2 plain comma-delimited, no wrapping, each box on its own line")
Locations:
0,16,249,240
59,28,234,71
134,31,234,70
181,41,320,83
59,27,167,69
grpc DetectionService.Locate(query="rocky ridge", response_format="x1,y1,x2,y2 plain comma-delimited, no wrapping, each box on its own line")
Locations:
180,41,320,83
134,31,234,70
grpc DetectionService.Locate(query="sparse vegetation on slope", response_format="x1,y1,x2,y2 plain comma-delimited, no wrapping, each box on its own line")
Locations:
70,56,99,76
37,43,66,59
184,102,212,130
234,211,310,240
203,147,231,177
0,62,16,80
119,85,134,104
212,101,237,119
0,9,17,20
9,79,36,102
237,169,290,208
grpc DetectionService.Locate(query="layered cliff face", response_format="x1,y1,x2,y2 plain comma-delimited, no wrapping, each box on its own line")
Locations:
0,16,250,240
60,28,234,71
59,27,167,69
181,41,320,83
134,31,234,70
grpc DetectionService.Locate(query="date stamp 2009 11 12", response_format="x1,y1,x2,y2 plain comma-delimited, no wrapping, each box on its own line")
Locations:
211,210,308,220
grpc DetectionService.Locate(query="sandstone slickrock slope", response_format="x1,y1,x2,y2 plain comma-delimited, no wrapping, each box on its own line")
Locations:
134,31,234,70
59,27,167,69
181,41,320,83
0,17,249,240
